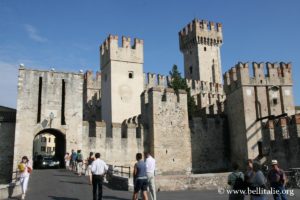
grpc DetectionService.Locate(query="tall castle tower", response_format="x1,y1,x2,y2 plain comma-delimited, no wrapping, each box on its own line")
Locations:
224,62,295,166
100,35,144,130
179,19,223,83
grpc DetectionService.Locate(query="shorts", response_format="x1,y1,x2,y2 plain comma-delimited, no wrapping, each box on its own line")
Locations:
87,165,92,175
134,178,148,193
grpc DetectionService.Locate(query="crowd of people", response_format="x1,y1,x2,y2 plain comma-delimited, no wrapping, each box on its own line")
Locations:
17,151,290,200
228,159,288,200
63,150,157,200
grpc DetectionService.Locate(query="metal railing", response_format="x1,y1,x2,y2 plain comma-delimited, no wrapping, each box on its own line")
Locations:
108,165,131,178
285,168,300,189
11,171,19,183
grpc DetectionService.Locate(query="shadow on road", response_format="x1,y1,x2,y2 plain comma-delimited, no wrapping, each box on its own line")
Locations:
60,180,86,185
103,196,129,200
49,196,79,200
53,174,74,177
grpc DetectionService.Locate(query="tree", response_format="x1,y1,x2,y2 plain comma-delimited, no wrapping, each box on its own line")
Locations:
168,65,197,119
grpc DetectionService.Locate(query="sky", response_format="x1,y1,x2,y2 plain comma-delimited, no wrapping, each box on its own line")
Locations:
0,0,299,108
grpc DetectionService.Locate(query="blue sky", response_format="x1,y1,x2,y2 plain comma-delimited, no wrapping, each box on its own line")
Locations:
0,0,299,108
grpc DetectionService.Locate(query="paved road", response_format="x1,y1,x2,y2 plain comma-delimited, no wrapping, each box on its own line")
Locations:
10,169,300,200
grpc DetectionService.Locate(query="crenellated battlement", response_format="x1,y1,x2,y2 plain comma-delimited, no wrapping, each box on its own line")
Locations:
100,34,144,68
143,72,224,95
141,87,187,104
179,19,223,51
185,79,224,96
224,62,293,93
143,72,225,109
143,73,171,89
263,114,300,141
84,70,101,89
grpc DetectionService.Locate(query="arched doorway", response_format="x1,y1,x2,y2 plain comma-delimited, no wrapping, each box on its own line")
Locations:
33,128,66,168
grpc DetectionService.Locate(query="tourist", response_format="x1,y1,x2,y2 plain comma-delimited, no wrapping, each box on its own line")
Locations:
267,160,287,200
64,152,70,170
145,152,156,200
86,152,95,184
91,153,108,200
227,162,245,200
249,162,267,200
132,153,148,200
245,159,254,196
18,156,32,200
76,150,84,176
70,149,77,172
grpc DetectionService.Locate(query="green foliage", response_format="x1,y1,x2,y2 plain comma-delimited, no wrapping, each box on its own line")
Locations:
168,65,197,119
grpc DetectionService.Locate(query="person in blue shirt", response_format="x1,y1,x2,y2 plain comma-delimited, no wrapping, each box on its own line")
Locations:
132,153,148,200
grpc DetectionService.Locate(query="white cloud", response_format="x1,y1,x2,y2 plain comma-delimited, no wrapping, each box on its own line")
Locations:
24,24,48,43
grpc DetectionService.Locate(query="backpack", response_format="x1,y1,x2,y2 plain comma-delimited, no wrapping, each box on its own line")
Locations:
77,153,83,162
233,173,247,190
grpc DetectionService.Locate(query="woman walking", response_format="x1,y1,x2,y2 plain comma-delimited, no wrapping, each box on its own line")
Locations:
18,156,32,200
64,153,70,170
86,152,95,184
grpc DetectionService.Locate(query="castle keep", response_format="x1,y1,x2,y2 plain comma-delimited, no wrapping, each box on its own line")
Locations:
0,18,299,184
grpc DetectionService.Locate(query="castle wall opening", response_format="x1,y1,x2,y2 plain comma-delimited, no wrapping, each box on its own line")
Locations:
33,129,66,168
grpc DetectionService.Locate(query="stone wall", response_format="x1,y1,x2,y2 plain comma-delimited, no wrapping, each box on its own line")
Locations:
190,116,229,173
83,71,101,122
0,122,15,183
0,107,16,183
262,114,300,170
156,173,229,191
13,67,83,172
224,62,295,168
82,121,143,167
141,87,192,175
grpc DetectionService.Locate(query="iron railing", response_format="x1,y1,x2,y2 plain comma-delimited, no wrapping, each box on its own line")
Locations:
108,165,131,178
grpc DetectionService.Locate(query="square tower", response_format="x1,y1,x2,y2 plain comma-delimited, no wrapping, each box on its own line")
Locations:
100,35,144,129
179,19,223,83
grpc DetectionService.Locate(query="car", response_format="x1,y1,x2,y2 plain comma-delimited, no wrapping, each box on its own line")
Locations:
34,155,60,169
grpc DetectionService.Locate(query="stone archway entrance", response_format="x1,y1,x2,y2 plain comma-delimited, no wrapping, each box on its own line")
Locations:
33,128,66,167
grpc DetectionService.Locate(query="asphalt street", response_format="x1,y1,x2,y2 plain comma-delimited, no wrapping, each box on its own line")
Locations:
9,169,300,200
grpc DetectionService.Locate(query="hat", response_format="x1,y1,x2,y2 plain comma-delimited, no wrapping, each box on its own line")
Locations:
271,160,278,165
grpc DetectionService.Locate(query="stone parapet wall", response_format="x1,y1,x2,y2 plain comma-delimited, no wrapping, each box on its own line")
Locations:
156,173,229,191
262,114,300,170
82,121,144,167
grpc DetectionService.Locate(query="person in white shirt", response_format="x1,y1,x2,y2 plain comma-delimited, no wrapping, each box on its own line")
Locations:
91,153,108,200
144,152,156,200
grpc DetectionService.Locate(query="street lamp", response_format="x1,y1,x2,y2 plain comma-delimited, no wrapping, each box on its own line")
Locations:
49,112,54,128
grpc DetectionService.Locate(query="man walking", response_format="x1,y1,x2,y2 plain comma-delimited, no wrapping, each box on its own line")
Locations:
91,153,108,200
145,152,156,200
70,149,77,172
267,160,287,200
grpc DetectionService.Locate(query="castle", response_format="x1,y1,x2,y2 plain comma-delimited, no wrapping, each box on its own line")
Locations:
1,18,300,183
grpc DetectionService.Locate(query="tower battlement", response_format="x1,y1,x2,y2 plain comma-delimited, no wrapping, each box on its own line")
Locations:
100,34,144,68
224,62,293,93
84,70,101,89
263,114,300,141
179,19,223,51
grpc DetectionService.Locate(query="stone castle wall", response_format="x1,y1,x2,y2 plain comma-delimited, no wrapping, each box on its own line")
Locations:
81,121,144,167
83,71,101,122
0,121,15,183
12,68,84,171
141,87,192,175
143,72,225,109
224,62,295,168
190,116,229,173
262,114,300,170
